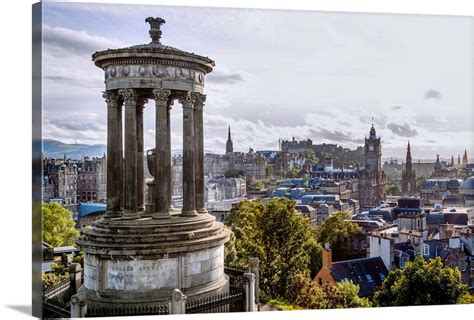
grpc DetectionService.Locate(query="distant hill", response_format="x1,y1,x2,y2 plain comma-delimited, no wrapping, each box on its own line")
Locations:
42,139,213,160
43,139,106,160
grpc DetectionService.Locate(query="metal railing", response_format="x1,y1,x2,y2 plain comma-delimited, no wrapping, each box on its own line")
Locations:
44,279,70,300
225,266,245,289
43,300,71,319
43,279,72,318
185,288,245,314
86,303,169,317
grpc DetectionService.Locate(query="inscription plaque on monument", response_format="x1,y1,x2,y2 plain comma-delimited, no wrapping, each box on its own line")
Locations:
105,259,178,290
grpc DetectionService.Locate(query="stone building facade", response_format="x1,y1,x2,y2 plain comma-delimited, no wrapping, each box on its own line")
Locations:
232,149,267,180
203,149,267,181
206,177,246,203
432,154,459,178
77,155,107,203
43,156,78,213
281,137,313,154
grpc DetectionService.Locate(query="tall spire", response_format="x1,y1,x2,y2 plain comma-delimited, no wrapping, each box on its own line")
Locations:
405,141,412,171
226,125,233,154
434,154,441,172
462,149,468,165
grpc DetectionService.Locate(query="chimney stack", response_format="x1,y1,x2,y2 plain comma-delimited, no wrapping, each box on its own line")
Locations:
322,243,332,269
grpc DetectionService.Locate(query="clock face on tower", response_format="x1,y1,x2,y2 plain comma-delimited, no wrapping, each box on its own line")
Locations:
369,145,374,152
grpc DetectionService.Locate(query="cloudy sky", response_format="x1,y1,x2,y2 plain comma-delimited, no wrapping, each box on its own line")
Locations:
42,3,473,160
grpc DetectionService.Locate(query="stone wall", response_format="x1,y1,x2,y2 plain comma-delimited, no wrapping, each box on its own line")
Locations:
83,245,225,293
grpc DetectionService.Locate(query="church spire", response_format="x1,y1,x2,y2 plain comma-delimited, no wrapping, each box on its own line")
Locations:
226,125,233,154
462,149,468,165
434,154,441,172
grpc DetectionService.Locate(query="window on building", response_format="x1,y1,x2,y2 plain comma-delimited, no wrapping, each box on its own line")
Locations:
423,244,429,256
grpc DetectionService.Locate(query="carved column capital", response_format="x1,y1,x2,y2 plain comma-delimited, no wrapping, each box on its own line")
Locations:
153,88,172,105
178,91,194,108
191,93,206,111
118,88,138,105
103,90,121,108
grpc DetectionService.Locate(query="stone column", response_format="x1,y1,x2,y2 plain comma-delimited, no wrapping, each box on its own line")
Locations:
169,289,187,314
192,93,207,214
152,88,172,218
118,88,140,219
243,273,256,312
249,257,260,309
69,263,82,295
70,292,87,318
167,102,176,212
103,90,122,217
136,98,147,212
179,92,198,216
118,99,124,212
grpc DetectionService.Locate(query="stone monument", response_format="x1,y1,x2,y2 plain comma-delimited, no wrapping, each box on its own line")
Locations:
76,17,231,314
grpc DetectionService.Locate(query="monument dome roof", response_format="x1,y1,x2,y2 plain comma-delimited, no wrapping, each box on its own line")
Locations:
460,176,474,191
92,17,214,72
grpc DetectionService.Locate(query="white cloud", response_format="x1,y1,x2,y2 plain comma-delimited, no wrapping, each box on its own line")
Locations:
41,4,473,159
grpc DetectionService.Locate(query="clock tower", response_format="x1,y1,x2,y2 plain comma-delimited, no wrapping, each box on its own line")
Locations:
358,122,386,210
364,123,382,173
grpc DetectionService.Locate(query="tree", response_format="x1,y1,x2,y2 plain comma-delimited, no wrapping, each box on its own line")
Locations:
315,211,362,261
43,202,79,247
373,255,467,306
286,168,300,179
303,149,318,171
250,180,265,191
223,226,239,268
416,175,427,189
226,198,322,300
458,293,474,304
42,263,69,289
385,184,400,196
289,275,371,309
265,165,274,178
275,169,285,179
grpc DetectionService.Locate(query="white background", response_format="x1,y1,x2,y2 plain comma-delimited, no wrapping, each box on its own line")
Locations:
0,0,473,319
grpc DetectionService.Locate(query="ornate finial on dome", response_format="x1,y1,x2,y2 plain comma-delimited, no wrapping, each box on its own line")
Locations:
145,17,166,44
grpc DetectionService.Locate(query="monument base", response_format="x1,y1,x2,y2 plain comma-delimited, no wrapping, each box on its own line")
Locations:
77,213,231,316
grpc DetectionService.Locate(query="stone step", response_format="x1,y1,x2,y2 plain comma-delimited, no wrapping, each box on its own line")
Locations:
83,223,225,244
77,228,231,256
